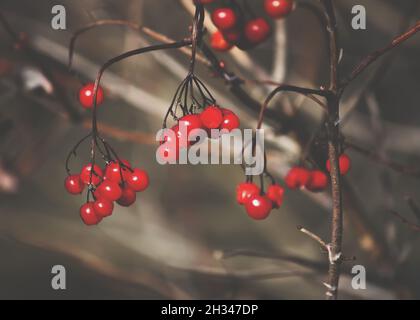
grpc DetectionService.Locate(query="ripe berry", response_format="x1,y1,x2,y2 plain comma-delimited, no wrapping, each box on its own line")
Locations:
127,168,149,192
64,174,85,195
267,184,285,208
179,114,203,145
211,31,233,52
157,142,179,163
200,105,223,129
307,170,329,192
326,154,351,175
80,202,101,225
79,83,104,109
80,164,103,186
236,182,260,205
285,167,311,189
245,194,272,220
95,180,122,201
245,18,271,44
224,29,241,43
220,109,240,131
117,186,137,207
104,160,131,184
264,0,294,19
212,8,237,30
93,198,114,218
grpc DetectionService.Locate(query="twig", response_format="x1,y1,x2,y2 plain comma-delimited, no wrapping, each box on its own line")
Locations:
68,19,210,69
390,211,420,232
341,21,420,91
346,141,420,177
297,226,328,251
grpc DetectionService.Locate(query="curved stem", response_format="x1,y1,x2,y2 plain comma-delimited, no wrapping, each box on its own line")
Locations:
257,85,327,130
68,20,142,69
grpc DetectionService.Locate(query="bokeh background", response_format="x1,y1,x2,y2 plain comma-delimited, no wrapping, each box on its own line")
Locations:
1,0,420,299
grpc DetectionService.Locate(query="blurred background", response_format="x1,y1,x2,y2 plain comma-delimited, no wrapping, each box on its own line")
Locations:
0,0,420,299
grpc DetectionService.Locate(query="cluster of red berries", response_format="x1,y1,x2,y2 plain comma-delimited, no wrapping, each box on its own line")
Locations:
64,160,149,225
236,182,284,220
204,0,295,52
159,105,240,161
285,154,351,192
78,82,104,109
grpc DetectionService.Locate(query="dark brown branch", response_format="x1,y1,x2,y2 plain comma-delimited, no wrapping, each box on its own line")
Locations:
319,0,343,301
68,19,210,69
257,84,327,129
341,21,420,91
346,142,420,178
390,211,420,232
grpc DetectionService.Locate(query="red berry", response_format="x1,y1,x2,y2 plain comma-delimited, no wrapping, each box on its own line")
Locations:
285,167,311,189
126,168,149,192
223,30,241,43
179,114,203,131
200,105,223,129
236,182,260,205
179,114,203,145
245,194,272,220
104,160,131,184
212,8,237,30
264,0,294,19
211,31,233,52
156,142,179,163
220,112,240,132
245,18,271,44
95,180,122,201
80,164,103,186
117,186,137,207
93,198,114,218
307,170,329,192
79,83,104,109
64,174,85,195
160,127,178,145
267,184,285,208
326,154,351,175
80,202,102,225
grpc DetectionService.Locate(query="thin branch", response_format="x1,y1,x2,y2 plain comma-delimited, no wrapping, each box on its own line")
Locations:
298,226,328,251
341,21,420,91
346,141,420,178
257,84,327,129
390,210,420,232
68,19,210,69
249,79,328,110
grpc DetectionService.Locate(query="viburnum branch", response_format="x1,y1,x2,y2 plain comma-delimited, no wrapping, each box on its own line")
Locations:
340,20,420,91
257,84,327,130
346,141,420,178
68,19,210,70
318,0,343,301
297,226,328,251
390,210,420,232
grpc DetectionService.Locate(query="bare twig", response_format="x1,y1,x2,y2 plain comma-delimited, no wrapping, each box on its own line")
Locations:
390,210,420,232
341,21,420,91
68,19,210,69
346,142,420,177
297,226,328,251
